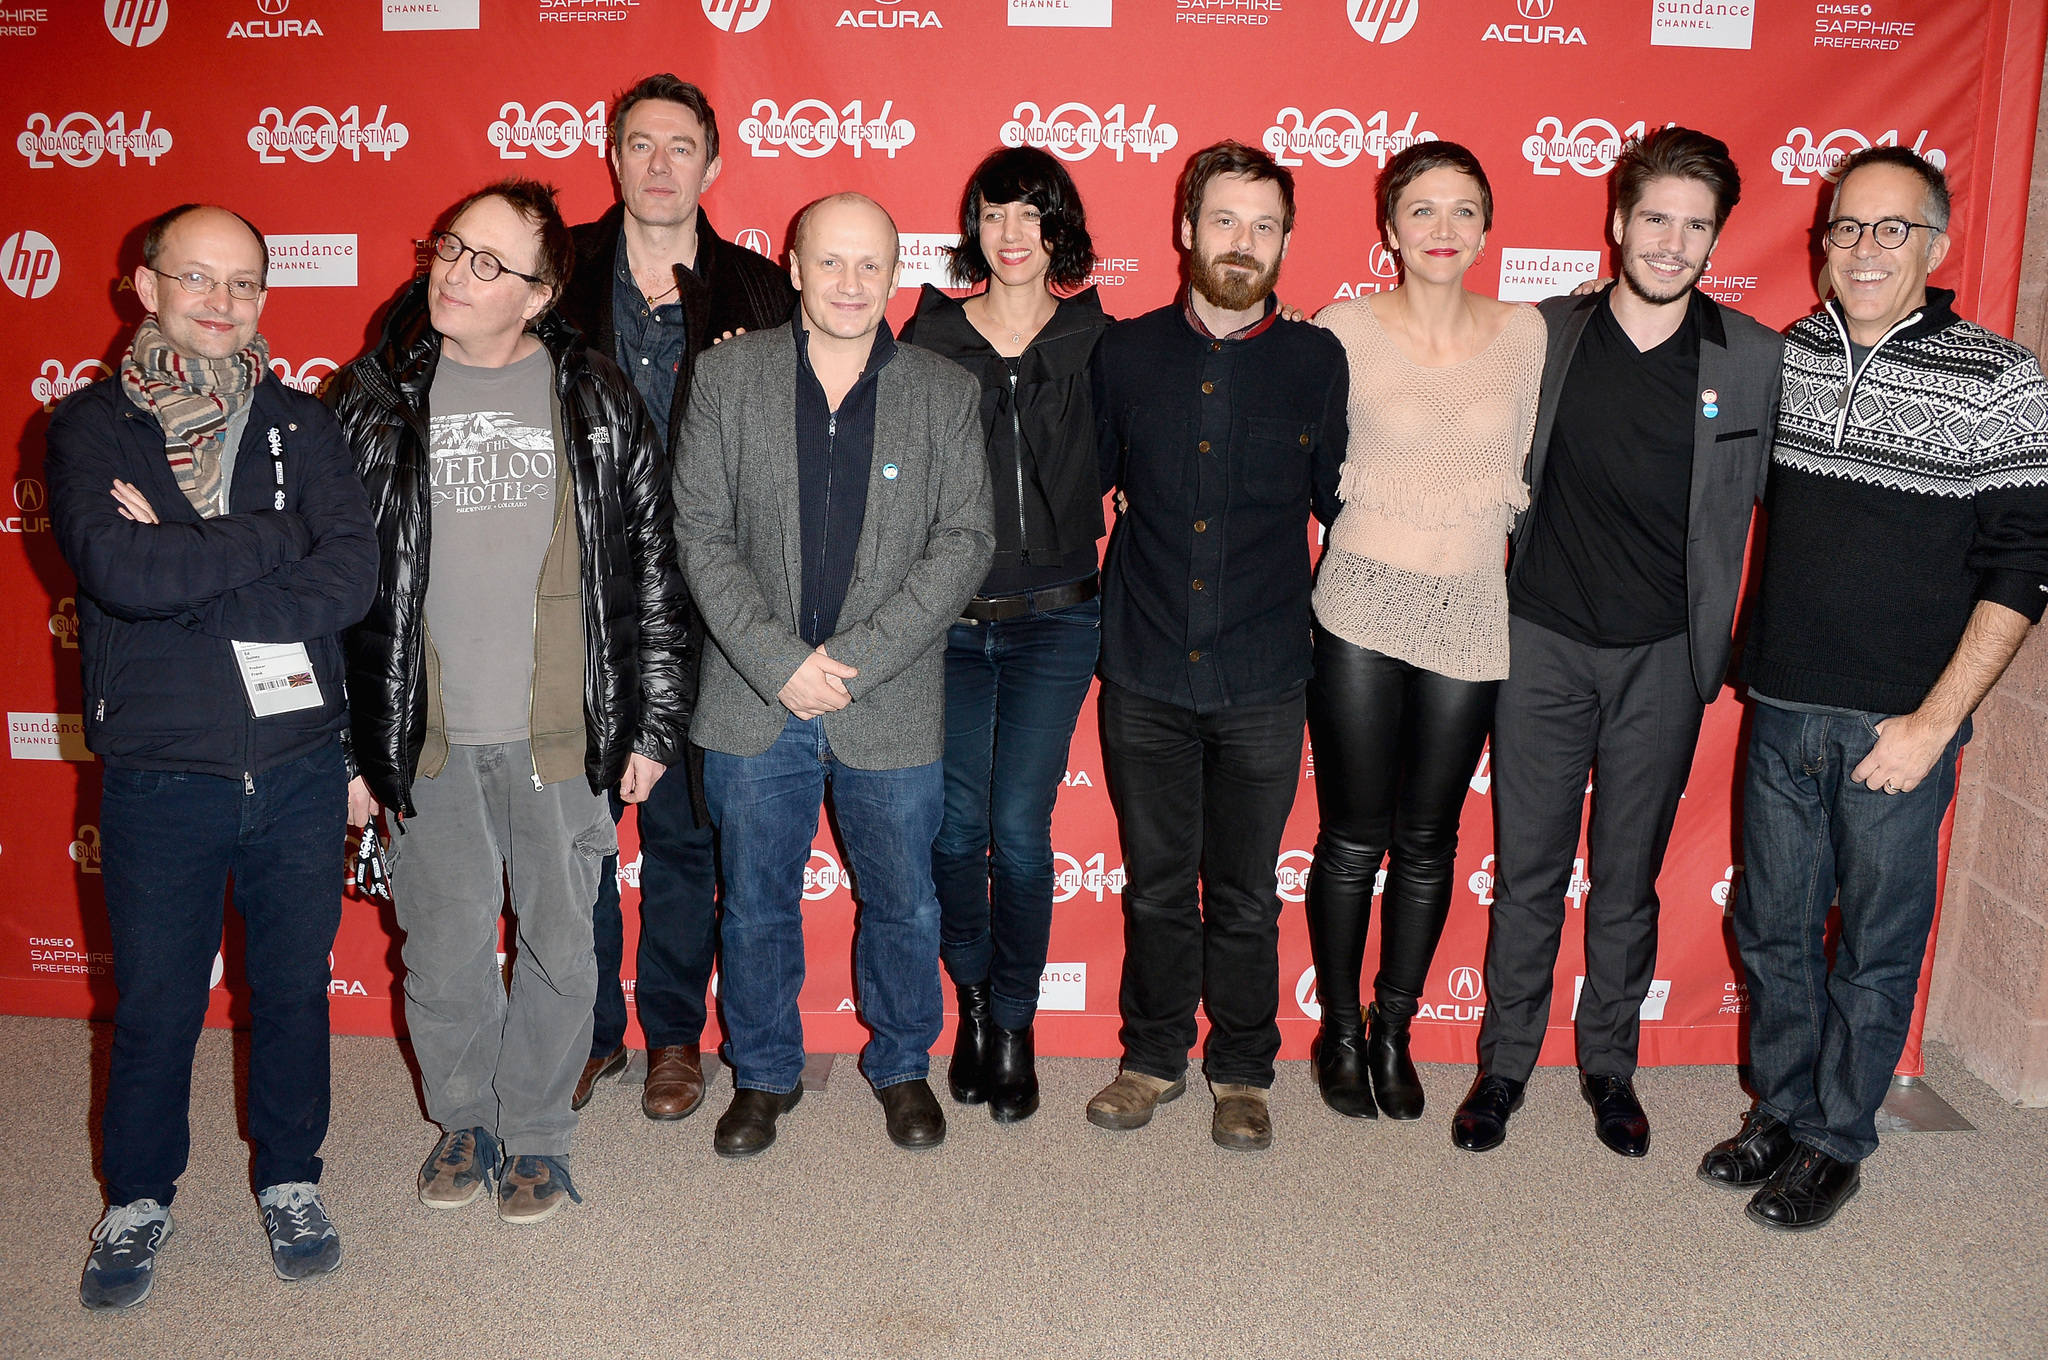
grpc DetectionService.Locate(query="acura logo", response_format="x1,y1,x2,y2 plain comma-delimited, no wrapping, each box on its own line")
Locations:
1368,242,1399,278
1448,966,1483,1002
256,0,288,12
1516,0,1552,16
13,479,45,512
736,228,773,258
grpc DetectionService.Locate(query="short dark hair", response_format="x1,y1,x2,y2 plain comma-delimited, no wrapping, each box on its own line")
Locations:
444,178,575,302
1376,140,1493,238
947,146,1095,290
1831,144,1951,232
1177,140,1296,236
610,73,720,166
1613,126,1742,232
142,203,269,285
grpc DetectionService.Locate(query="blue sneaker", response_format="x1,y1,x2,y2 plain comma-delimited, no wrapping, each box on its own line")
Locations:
80,1199,173,1311
257,1182,342,1282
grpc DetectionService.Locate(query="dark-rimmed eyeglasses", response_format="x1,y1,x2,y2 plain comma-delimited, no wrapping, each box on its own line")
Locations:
149,267,266,301
1825,217,1940,251
431,231,544,284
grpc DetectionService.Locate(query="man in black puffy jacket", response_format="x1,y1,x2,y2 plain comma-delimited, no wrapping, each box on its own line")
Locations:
328,180,690,1225
48,203,377,1309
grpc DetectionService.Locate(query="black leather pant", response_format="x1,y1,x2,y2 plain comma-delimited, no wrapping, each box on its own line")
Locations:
1305,625,1498,1025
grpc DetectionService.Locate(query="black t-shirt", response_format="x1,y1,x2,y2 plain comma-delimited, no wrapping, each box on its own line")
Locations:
1510,291,1701,648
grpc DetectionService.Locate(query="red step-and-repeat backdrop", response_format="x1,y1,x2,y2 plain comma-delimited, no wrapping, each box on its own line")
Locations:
3,0,2042,1071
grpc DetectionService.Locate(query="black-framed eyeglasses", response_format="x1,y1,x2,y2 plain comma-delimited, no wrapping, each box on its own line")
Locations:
1825,217,1940,251
431,231,544,284
149,267,266,301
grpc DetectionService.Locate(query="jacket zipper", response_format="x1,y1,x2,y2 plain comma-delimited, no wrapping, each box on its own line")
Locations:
358,359,436,805
1823,304,1920,452
814,409,837,643
1009,364,1028,563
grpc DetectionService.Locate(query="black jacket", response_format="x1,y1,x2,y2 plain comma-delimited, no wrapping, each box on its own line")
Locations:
899,284,1109,589
1094,303,1348,712
46,372,378,777
558,203,795,820
327,278,691,816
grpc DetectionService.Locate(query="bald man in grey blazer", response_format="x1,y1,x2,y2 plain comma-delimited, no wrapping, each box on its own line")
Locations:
674,193,993,1158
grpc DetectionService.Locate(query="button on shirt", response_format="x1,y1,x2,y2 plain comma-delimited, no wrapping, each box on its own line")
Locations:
612,232,690,428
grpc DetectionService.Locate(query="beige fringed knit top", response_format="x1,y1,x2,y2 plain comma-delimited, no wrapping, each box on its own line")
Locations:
1312,299,1545,682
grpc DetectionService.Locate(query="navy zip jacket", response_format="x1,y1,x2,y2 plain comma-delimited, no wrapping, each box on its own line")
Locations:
46,371,379,778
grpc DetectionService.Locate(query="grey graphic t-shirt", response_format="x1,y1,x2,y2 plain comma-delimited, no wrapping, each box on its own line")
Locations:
425,346,558,744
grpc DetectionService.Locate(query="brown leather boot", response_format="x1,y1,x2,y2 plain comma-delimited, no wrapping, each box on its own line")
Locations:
571,1045,627,1112
1086,1070,1186,1131
1211,1083,1272,1151
643,1045,705,1120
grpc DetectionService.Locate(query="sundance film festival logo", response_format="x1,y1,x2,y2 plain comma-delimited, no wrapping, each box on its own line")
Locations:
269,356,338,393
803,847,856,900
2,231,59,299
104,0,168,46
1523,115,1669,177
1467,853,1495,906
738,98,913,159
1346,0,1416,43
249,104,409,163
489,100,607,159
1262,107,1434,170
18,111,172,168
49,597,81,649
1772,126,1945,185
1332,242,1400,298
69,824,101,873
1053,851,1125,903
1482,0,1584,43
33,359,110,408
703,0,769,32
999,100,1177,164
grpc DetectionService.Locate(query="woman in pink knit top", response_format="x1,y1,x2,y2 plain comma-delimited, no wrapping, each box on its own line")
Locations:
1305,142,1544,1121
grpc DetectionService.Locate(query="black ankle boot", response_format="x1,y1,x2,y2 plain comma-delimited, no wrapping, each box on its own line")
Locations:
1314,1014,1376,1119
987,1023,1039,1123
1367,1002,1424,1120
947,981,992,1105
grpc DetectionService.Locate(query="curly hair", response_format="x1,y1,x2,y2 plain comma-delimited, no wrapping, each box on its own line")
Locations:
947,146,1095,290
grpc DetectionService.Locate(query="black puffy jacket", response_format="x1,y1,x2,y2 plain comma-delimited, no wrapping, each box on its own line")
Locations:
326,278,692,816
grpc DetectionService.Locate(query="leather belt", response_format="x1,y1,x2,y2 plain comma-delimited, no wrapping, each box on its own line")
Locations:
958,576,1098,624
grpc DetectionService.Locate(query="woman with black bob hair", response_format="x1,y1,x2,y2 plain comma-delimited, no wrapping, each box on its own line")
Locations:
898,146,1107,1124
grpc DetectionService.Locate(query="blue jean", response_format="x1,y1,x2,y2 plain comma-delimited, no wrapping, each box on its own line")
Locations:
933,598,1100,1030
1733,701,1967,1163
591,771,720,1055
98,740,347,1205
705,713,945,1093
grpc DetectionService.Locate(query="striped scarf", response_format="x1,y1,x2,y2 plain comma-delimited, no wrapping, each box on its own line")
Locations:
118,315,270,518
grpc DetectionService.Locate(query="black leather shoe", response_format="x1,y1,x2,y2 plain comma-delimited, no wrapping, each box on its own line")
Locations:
947,981,993,1105
878,1078,947,1149
1313,1022,1376,1119
1581,1072,1650,1158
1366,1003,1424,1120
1451,1073,1525,1152
987,1024,1039,1123
1698,1109,1797,1189
712,1085,803,1159
1746,1145,1861,1231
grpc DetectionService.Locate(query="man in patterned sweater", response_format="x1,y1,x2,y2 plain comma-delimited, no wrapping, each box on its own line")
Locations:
1699,147,2048,1231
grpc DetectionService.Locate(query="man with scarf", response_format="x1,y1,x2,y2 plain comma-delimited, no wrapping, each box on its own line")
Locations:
46,204,378,1310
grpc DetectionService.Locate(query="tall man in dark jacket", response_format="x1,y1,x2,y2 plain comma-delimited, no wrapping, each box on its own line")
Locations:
49,204,377,1308
674,193,993,1157
1701,148,2048,1231
555,74,796,1122
1458,129,1784,1159
1085,142,1348,1153
330,180,690,1224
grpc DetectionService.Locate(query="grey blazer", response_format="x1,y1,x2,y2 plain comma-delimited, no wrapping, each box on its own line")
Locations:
1509,290,1784,704
673,320,994,769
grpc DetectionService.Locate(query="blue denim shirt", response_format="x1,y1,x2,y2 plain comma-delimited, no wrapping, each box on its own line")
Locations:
611,231,689,426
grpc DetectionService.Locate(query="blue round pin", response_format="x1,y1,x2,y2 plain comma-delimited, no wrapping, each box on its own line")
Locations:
883,463,900,480
1703,403,1719,418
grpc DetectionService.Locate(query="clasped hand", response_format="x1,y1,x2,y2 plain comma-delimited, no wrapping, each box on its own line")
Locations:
779,646,858,720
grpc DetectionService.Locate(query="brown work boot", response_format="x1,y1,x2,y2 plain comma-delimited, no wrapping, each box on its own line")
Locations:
571,1045,628,1111
1212,1084,1272,1151
643,1045,705,1120
1086,1070,1186,1131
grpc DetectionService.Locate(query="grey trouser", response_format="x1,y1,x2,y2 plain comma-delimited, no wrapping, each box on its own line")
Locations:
1477,615,1704,1084
390,741,615,1157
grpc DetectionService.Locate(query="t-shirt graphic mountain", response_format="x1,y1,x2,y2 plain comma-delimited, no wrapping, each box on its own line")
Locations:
429,410,555,456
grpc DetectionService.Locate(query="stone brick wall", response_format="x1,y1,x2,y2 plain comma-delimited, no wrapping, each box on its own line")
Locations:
1925,57,2048,1106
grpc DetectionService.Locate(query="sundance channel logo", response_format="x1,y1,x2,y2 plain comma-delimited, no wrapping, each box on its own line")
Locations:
265,234,356,287
8,712,92,761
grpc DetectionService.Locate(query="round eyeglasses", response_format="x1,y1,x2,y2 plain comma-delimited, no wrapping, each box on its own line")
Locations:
431,232,544,284
1825,217,1939,251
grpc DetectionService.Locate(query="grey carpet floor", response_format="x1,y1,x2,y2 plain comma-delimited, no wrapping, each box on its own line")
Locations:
0,1015,2039,1360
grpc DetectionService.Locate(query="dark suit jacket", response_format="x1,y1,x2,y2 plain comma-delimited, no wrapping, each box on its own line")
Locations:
1509,289,1784,704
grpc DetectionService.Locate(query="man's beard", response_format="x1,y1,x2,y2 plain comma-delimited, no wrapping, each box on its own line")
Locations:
1620,250,1707,306
1192,248,1280,313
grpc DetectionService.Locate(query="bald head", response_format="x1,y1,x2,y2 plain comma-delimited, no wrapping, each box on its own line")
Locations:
789,192,902,349
793,192,899,264
134,204,270,361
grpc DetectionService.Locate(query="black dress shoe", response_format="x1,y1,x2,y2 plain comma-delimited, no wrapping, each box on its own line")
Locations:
1451,1073,1524,1152
712,1085,803,1158
1366,1003,1424,1120
1313,1022,1376,1119
1581,1072,1650,1158
878,1078,947,1149
1698,1109,1796,1188
947,981,993,1105
1746,1145,1861,1231
987,1024,1039,1124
